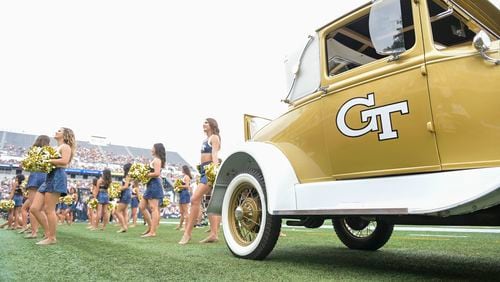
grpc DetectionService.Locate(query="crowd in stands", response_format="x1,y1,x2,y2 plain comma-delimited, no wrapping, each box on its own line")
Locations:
1,142,187,175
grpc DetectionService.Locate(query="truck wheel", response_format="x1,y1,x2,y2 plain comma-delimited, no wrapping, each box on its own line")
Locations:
333,217,393,250
222,169,281,260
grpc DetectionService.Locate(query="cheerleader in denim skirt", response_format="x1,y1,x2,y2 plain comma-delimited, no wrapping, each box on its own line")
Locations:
68,187,78,225
179,118,221,245
9,174,25,230
96,169,112,231
139,143,166,238
130,181,140,227
57,197,69,225
31,127,76,245
21,135,51,238
115,163,132,233
88,178,99,230
175,165,192,231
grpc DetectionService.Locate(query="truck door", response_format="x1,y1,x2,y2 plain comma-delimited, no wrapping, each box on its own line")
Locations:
318,0,442,179
420,0,500,170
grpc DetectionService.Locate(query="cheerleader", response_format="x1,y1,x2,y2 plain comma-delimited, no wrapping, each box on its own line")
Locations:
87,178,98,229
179,118,221,245
31,127,76,245
57,197,68,225
9,174,25,230
68,187,78,224
175,165,192,231
95,169,112,231
138,143,165,237
20,135,50,238
115,163,132,233
129,180,140,227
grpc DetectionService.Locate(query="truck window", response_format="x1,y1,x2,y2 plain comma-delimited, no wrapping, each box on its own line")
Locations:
427,0,477,49
326,0,415,77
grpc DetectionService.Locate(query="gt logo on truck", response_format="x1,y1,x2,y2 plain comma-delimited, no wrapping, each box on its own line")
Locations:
336,93,409,141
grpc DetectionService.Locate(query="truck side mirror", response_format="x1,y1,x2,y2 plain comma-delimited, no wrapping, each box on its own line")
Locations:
473,30,491,52
473,30,500,65
369,0,406,61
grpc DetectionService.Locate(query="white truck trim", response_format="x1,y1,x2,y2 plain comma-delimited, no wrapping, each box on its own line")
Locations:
288,167,500,216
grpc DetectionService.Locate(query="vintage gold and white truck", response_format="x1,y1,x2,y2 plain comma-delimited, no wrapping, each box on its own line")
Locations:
208,0,500,259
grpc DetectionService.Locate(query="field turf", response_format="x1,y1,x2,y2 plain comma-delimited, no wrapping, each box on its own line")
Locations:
0,221,499,281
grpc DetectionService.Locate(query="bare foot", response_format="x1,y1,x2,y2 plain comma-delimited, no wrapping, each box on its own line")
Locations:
199,236,218,243
141,229,150,235
178,235,191,245
141,233,156,238
36,238,57,245
24,234,38,239
116,229,126,233
18,227,29,234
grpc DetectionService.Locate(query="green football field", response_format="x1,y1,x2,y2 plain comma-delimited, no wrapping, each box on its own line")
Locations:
0,221,499,281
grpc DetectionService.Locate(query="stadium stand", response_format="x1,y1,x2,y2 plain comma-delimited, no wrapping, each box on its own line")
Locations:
0,130,192,173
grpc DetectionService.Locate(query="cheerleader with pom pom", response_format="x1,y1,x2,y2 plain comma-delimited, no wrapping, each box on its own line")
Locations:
138,143,165,238
175,165,192,231
115,163,132,233
57,197,69,225
0,198,15,229
87,178,98,229
31,127,76,245
95,169,112,231
21,135,50,238
129,180,140,227
179,118,221,245
68,187,78,225
6,174,25,230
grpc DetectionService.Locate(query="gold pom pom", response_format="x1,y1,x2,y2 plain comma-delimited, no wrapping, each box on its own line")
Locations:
87,198,98,210
21,146,60,173
204,162,220,186
160,197,171,208
63,195,73,205
173,179,184,193
129,163,150,185
108,182,121,199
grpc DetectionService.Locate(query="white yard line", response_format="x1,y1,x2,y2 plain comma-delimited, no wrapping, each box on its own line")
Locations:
407,234,469,238
394,226,500,234
159,220,500,234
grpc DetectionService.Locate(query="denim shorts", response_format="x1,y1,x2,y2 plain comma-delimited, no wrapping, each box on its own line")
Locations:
13,194,23,207
97,191,109,205
131,197,139,208
143,178,164,200
198,161,212,185
119,189,131,205
27,172,47,189
179,189,190,204
38,168,67,196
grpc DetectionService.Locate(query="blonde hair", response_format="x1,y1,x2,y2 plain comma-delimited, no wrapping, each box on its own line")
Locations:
62,127,76,162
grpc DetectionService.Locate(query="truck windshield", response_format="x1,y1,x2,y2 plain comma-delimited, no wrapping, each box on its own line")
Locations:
488,0,499,9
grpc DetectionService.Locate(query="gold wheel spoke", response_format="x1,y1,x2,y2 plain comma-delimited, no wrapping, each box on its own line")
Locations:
242,217,260,227
229,183,262,245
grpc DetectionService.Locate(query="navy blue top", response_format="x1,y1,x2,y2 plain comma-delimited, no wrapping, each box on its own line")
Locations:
201,139,212,154
15,187,23,195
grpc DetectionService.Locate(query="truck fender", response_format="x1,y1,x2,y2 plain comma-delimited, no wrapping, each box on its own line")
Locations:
207,141,299,215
